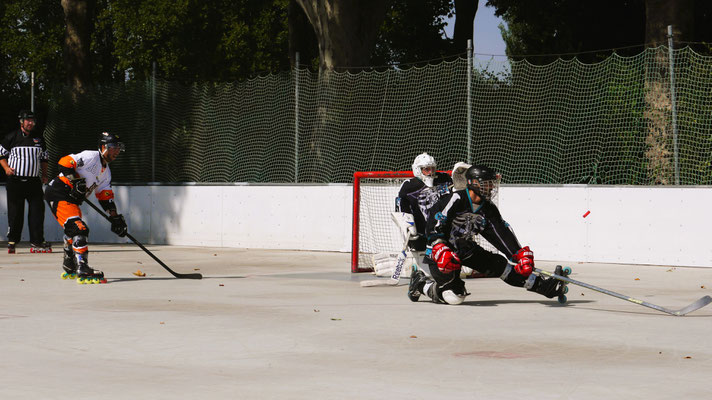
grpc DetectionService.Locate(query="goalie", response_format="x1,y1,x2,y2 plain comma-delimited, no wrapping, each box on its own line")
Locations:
407,164,565,305
372,153,453,278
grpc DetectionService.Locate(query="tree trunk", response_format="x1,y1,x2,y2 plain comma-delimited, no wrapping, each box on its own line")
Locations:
294,0,388,71
643,0,693,184
453,0,478,52
61,0,95,100
288,0,319,68
645,0,694,46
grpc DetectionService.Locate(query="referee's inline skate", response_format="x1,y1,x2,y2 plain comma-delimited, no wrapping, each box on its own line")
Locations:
30,241,53,253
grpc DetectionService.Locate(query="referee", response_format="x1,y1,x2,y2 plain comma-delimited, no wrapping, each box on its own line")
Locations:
0,110,51,253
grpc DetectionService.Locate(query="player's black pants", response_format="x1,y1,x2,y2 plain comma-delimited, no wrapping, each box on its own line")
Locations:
453,238,528,287
6,176,45,244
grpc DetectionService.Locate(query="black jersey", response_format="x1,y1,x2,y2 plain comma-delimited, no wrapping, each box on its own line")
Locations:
425,189,521,258
0,128,48,178
396,171,452,235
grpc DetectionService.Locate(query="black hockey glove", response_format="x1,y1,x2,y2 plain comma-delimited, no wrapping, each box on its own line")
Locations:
109,214,128,237
69,178,88,203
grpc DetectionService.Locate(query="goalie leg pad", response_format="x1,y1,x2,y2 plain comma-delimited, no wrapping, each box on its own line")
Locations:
372,252,415,278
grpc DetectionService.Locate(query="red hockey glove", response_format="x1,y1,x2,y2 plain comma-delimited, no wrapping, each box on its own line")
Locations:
513,246,534,277
432,243,461,273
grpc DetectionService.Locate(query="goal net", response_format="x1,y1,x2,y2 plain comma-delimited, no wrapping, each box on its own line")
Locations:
351,171,499,273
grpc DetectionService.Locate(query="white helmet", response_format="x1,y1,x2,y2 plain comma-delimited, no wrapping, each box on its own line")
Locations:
412,153,437,187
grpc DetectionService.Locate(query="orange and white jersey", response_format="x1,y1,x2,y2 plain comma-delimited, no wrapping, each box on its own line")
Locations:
57,150,115,202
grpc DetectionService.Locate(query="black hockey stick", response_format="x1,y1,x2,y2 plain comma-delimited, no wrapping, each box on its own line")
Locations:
534,267,711,316
85,199,203,279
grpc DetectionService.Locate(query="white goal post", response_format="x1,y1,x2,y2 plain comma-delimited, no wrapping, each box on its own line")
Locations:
351,171,416,272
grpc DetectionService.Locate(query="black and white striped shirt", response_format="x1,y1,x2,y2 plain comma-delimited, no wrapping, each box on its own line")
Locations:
0,129,48,178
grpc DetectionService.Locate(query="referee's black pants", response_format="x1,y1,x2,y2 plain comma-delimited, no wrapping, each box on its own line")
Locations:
6,176,45,244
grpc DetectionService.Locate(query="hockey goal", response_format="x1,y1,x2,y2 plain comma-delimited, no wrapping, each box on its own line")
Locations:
351,170,500,273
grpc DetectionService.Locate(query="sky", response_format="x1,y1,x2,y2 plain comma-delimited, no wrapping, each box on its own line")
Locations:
445,0,508,57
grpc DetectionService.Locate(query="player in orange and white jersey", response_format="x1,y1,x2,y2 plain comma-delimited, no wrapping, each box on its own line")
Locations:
44,132,127,283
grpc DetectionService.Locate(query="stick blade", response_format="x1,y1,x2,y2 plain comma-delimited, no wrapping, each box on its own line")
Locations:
360,278,400,287
675,295,712,316
174,273,203,280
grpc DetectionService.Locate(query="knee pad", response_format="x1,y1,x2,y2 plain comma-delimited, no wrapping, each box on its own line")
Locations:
431,274,468,304
64,217,90,238
441,290,466,305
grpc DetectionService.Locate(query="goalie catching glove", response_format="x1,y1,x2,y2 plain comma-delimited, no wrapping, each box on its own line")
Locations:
109,214,128,237
512,246,534,277
431,243,461,273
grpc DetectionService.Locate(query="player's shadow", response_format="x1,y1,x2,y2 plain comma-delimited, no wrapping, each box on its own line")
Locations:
462,299,594,308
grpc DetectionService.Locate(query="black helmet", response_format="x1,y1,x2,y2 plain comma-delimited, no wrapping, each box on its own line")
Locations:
98,131,125,152
465,165,499,201
18,110,35,120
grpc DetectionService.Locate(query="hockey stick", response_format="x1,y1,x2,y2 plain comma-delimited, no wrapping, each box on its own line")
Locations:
360,241,411,287
533,266,711,316
85,199,203,279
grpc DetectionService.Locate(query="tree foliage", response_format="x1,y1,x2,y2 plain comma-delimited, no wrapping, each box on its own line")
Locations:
103,0,293,81
487,0,712,64
487,0,647,63
371,0,454,66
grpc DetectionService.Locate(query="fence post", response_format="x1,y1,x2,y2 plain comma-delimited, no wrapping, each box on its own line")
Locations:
467,40,473,164
152,61,157,182
31,72,35,112
667,25,679,185
295,52,300,183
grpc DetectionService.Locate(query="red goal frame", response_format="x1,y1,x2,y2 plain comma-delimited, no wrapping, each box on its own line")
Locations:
351,170,451,273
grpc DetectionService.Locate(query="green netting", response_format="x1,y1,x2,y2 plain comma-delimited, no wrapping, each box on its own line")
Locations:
44,46,712,184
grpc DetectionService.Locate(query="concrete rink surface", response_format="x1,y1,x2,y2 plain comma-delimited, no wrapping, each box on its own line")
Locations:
1,244,711,400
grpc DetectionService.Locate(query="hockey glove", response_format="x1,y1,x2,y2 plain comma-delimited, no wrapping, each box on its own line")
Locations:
109,214,128,237
431,243,461,273
513,246,534,277
69,178,88,202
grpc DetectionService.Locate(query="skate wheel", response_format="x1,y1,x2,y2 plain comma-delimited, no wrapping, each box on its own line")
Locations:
558,295,567,304
563,266,572,276
562,286,569,294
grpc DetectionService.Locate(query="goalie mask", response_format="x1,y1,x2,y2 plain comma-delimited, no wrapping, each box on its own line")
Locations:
412,153,437,187
465,165,499,201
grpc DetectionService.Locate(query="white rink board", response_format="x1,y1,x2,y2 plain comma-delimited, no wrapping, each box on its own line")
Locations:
499,185,712,267
0,184,710,267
